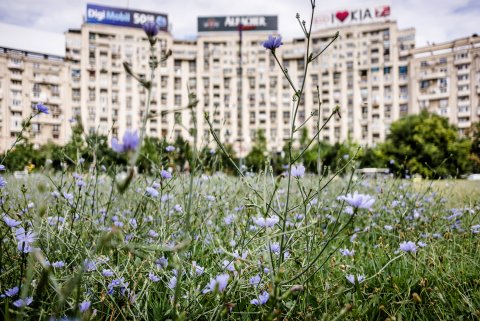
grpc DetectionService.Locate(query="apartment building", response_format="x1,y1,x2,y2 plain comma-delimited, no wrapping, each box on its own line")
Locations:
0,47,70,152
1,4,479,156
408,36,480,134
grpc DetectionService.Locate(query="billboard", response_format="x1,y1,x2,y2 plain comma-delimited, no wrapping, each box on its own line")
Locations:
86,4,168,31
313,5,391,29
198,16,278,32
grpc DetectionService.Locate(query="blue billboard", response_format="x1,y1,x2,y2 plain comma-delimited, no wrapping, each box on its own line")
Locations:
86,4,168,31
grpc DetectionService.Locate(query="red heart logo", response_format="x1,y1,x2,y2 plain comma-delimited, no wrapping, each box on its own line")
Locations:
336,11,349,22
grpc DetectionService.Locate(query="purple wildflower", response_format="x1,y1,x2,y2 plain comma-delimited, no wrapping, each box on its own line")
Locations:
79,300,91,312
338,191,375,210
52,261,65,268
102,269,114,277
168,276,177,289
161,169,172,179
222,260,236,272
346,274,365,285
3,215,21,227
146,187,159,198
149,272,160,282
417,241,427,247
13,297,33,307
192,261,204,276
4,286,19,297
203,273,229,294
34,103,49,114
111,130,140,153
143,21,159,37
165,145,175,152
290,165,305,178
250,274,261,286
251,291,269,305
340,248,355,257
269,242,280,255
15,227,36,253
156,257,168,269
263,35,283,50
0,176,6,188
253,215,279,228
399,241,418,253
0,165,5,171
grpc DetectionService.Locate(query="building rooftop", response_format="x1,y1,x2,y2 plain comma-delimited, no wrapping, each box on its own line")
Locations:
0,22,65,57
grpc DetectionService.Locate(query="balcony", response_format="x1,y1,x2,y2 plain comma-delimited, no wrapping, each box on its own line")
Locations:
9,104,23,112
10,72,23,80
173,50,197,60
457,120,471,128
8,61,24,70
419,89,449,100
419,70,448,80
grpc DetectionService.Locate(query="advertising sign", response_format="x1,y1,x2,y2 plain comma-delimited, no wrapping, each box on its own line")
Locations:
313,5,391,29
86,4,168,31
198,16,278,32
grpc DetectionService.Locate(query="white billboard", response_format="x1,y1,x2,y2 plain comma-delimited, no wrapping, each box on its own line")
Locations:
313,5,391,29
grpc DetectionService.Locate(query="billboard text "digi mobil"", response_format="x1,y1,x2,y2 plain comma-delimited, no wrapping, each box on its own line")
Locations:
86,4,168,31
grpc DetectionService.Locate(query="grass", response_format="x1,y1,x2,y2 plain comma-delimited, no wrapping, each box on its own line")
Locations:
412,179,480,208
0,171,479,320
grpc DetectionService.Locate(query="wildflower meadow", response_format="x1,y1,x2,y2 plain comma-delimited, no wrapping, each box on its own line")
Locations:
1,1,479,320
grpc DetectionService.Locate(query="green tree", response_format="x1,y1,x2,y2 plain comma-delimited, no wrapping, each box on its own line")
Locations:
245,130,268,172
467,122,480,172
378,111,471,178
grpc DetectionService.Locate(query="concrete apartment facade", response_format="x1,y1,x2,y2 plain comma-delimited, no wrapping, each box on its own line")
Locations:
1,6,479,156
0,47,71,152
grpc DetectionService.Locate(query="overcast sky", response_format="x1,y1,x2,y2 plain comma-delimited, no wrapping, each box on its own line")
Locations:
0,0,479,47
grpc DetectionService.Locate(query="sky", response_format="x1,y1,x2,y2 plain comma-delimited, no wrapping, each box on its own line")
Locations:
0,0,479,50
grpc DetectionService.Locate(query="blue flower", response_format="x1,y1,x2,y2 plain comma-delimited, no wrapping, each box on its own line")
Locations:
290,165,305,178
156,257,168,269
3,215,21,227
34,103,49,114
263,35,283,50
146,187,159,198
269,242,280,255
338,191,375,210
340,248,355,257
346,274,365,285
251,291,269,305
15,227,37,253
399,241,418,253
161,169,172,179
102,269,114,277
111,131,140,153
165,145,175,152
13,297,33,307
192,261,204,276
249,274,261,286
253,215,279,228
4,286,19,297
168,276,177,289
143,21,159,38
0,165,5,171
0,176,6,188
52,261,65,268
79,300,91,312
203,273,229,294
148,272,160,282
